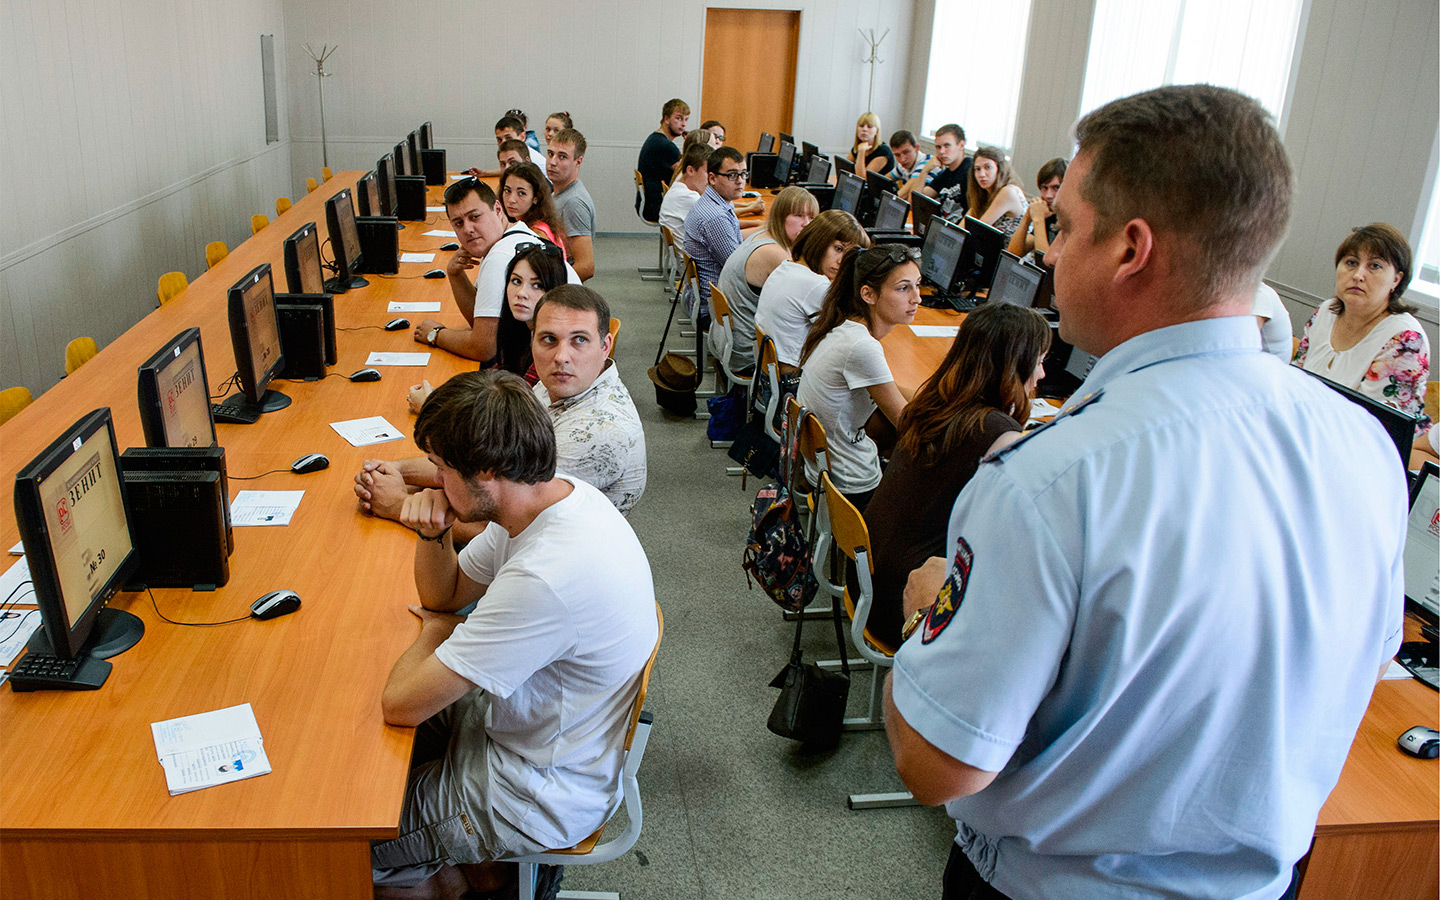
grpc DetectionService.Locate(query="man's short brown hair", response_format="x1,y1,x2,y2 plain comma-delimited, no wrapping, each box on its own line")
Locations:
663,98,690,118
498,138,528,159
551,128,587,159
414,371,556,483
681,142,711,174
934,123,966,144
1073,85,1293,303
443,176,496,209
533,284,612,341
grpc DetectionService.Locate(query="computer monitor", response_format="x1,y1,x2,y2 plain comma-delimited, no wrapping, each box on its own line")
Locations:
833,171,865,216
137,328,217,449
377,153,398,217
834,154,856,178
920,217,967,292
419,121,434,150
803,155,830,185
1405,461,1440,623
393,141,409,177
283,222,326,295
989,251,1046,307
406,131,422,174
324,188,368,293
1300,368,1418,468
779,132,794,147
774,141,796,185
866,170,896,198
757,132,775,154
801,141,819,163
356,171,380,217
961,216,1006,293
911,191,943,237
873,193,910,233
224,264,290,415
14,408,143,666
1033,264,1056,311
1065,346,1098,382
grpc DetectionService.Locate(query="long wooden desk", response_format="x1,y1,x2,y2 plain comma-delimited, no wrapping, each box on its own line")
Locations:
0,173,479,898
879,309,1439,900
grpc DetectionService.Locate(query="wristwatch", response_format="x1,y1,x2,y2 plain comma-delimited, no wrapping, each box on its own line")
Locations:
426,326,444,346
901,605,931,642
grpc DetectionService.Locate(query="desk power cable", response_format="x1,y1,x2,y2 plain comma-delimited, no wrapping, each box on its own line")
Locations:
376,273,429,280
210,372,242,401
228,468,291,481
336,325,386,332
146,587,251,627
0,580,37,645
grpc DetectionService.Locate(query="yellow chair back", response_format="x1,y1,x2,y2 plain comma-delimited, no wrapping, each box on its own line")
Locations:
0,386,34,425
157,271,188,306
276,196,292,216
322,167,334,182
306,177,319,193
65,337,99,376
251,213,268,235
205,241,229,269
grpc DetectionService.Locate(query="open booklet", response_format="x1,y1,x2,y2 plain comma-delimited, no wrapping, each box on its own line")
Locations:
151,703,272,795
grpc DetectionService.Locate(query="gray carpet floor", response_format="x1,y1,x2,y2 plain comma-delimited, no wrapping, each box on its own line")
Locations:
556,234,957,900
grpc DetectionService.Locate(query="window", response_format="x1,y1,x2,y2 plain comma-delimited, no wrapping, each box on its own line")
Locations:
1412,183,1440,301
1079,0,1306,122
921,0,1035,151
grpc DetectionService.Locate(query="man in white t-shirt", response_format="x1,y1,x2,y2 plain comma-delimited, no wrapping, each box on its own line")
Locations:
413,177,579,362
1252,281,1293,361
658,142,710,245
371,370,658,894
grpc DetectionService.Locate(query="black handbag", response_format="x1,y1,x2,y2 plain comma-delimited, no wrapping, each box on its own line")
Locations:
727,420,780,481
767,594,850,747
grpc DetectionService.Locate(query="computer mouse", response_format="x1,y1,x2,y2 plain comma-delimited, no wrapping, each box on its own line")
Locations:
423,269,446,279
1398,726,1440,759
250,589,301,620
384,317,410,331
290,453,330,474
440,242,460,251
348,368,382,382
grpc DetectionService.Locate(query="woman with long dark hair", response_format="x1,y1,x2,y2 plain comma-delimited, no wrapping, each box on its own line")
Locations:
499,162,568,255
495,242,570,384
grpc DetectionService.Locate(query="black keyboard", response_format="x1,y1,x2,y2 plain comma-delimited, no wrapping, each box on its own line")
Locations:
211,400,260,425
8,652,111,691
924,292,978,312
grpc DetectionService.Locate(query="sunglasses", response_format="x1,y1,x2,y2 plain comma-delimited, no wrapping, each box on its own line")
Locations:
514,241,564,259
855,245,920,284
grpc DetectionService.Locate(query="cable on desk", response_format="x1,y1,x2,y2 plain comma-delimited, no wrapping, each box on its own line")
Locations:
376,273,430,280
209,372,242,401
229,468,290,481
147,587,252,627
281,372,350,380
336,326,385,332
0,580,37,644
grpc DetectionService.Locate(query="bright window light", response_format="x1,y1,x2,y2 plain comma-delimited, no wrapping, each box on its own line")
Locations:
921,0,1035,151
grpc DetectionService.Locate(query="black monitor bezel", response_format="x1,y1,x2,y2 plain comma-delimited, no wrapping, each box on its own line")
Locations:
779,132,795,148
911,191,943,237
805,155,831,185
355,171,379,217
325,188,365,285
920,216,968,291
833,170,866,216
137,328,217,449
834,155,856,178
377,153,398,216
865,169,896,198
757,132,775,153
406,131,422,175
419,121,434,150
1408,461,1440,623
774,141,796,184
873,193,910,233
13,408,140,659
283,222,326,295
393,141,410,177
227,264,286,405
961,215,1006,293
801,141,819,162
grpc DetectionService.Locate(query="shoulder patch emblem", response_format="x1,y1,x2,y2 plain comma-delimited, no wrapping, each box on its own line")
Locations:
922,538,972,644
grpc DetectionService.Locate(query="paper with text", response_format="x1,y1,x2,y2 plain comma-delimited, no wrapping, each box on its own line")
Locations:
330,416,405,447
230,491,304,527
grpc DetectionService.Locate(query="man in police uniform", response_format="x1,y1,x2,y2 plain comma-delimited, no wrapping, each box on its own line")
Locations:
884,85,1409,900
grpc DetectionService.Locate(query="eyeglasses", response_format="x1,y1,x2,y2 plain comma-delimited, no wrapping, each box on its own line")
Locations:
514,241,564,259
855,245,920,284
716,169,748,182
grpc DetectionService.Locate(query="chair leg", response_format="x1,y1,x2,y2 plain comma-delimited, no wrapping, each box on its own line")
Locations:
518,862,538,900
847,791,919,810
557,891,622,899
842,660,886,731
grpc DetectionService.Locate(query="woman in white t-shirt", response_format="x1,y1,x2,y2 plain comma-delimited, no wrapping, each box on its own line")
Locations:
794,245,921,510
1295,223,1431,432
754,210,870,371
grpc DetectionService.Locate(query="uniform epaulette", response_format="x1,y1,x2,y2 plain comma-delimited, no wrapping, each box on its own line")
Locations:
983,389,1106,463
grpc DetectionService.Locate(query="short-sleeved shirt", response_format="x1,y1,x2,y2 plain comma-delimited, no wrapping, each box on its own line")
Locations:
554,179,597,239
753,260,830,367
715,231,778,373
637,131,681,221
891,316,1408,900
437,476,658,850
1295,303,1431,430
855,143,895,175
476,223,581,318
682,186,742,317
658,180,701,246
533,361,647,514
926,157,971,215
1251,282,1292,361
794,319,894,493
891,151,931,185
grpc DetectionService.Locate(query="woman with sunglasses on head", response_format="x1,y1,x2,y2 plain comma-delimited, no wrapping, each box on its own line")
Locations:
794,244,920,511
499,162,568,256
864,303,1051,648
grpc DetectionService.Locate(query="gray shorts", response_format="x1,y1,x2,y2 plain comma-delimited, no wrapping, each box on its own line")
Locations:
371,692,548,888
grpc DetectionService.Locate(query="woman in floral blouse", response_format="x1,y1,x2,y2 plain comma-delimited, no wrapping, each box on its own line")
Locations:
1294,223,1431,432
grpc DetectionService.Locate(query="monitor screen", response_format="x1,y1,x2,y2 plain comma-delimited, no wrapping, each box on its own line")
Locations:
377,153,398,216
921,217,966,291
834,155,856,178
758,132,775,153
1405,462,1440,619
961,215,1006,292
326,188,364,286
779,132,795,147
137,328,216,449
834,171,865,215
874,193,909,232
1065,347,1098,382
407,131,422,174
14,408,139,658
355,171,379,217
866,170,896,198
283,222,326,294
802,141,819,162
420,121,434,150
227,264,285,405
990,251,1044,307
911,191,942,237
774,141,796,184
805,155,830,185
395,141,411,177
1300,368,1418,467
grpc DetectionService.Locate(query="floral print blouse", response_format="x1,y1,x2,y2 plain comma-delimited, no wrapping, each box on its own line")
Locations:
1294,304,1431,434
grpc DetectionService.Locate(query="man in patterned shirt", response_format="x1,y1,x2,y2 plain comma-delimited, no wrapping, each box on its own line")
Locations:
354,288,647,526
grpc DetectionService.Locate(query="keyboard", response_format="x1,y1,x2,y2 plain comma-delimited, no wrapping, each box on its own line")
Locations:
211,400,260,425
8,652,111,691
923,292,978,312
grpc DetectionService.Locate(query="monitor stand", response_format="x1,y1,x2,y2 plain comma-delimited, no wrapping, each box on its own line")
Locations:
214,390,291,421
27,608,145,661
323,275,369,293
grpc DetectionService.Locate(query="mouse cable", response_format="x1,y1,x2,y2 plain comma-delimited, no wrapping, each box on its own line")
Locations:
209,372,242,401
336,325,384,331
229,468,291,481
0,580,37,644
147,587,251,627
282,372,350,381
376,273,429,279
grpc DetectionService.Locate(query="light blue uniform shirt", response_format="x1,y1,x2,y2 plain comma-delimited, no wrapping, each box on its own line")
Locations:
891,316,1408,900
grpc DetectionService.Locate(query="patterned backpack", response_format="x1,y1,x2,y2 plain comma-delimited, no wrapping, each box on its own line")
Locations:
742,408,818,611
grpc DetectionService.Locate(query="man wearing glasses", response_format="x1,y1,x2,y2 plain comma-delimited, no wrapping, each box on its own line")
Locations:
681,146,757,327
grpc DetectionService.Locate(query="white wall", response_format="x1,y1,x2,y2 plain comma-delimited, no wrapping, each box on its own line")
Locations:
0,0,293,397
282,0,913,237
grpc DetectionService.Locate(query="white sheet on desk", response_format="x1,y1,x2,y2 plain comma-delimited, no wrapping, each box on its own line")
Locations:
427,205,445,212
0,556,34,606
400,252,436,264
0,609,43,667
230,491,304,526
330,415,406,447
423,229,456,237
365,352,431,367
909,325,960,338
388,301,443,313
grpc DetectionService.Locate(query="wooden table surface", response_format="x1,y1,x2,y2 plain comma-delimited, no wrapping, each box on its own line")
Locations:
0,172,481,898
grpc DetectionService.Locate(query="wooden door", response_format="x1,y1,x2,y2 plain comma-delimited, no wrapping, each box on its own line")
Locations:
701,8,800,154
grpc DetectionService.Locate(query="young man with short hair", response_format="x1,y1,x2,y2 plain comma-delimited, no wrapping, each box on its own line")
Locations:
413,178,579,362
494,138,530,173
681,145,746,326
1007,156,1067,259
637,99,690,221
658,142,710,245
888,129,930,185
899,123,968,212
548,128,596,281
370,369,657,893
886,85,1407,900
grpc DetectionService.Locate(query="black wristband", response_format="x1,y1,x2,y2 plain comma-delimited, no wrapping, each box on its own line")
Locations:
417,524,453,543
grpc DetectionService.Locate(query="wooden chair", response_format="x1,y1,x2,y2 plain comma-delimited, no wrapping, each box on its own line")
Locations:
753,329,784,445
634,169,664,281
821,469,919,810
1425,381,1437,430
658,225,681,298
1291,336,1301,361
607,317,621,360
306,176,319,193
157,271,188,306
205,241,229,269
64,337,98,376
321,167,334,183
0,387,34,425
512,604,664,900
250,213,269,235
275,196,292,216
708,283,743,393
